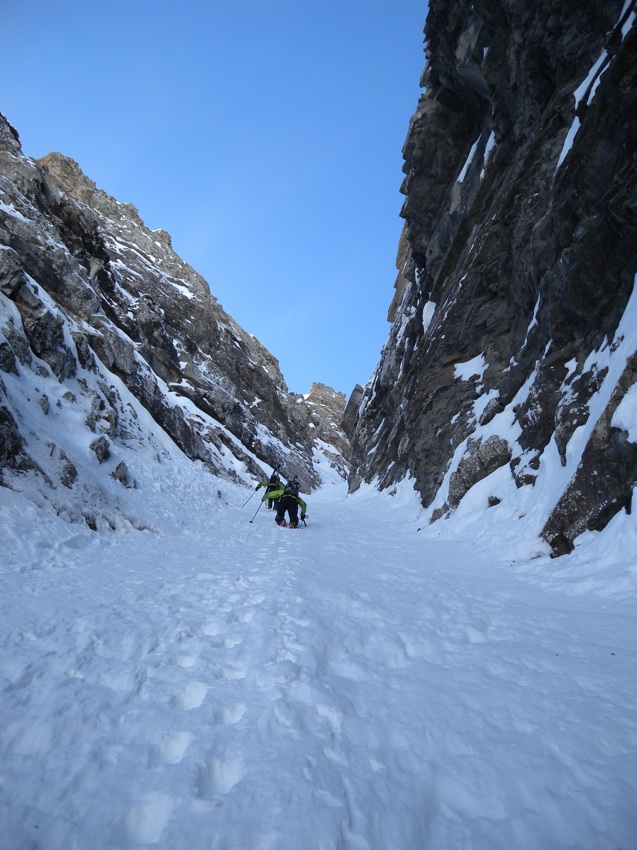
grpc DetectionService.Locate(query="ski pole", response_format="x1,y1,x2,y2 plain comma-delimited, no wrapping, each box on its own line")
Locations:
240,489,257,509
249,500,264,523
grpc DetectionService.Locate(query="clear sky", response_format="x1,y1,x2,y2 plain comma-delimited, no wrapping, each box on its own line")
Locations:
1,1,427,397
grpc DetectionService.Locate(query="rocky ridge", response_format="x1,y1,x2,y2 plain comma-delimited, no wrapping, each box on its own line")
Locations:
0,116,348,528
347,0,637,554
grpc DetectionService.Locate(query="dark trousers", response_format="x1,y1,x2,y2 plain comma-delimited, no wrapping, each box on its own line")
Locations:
276,495,298,525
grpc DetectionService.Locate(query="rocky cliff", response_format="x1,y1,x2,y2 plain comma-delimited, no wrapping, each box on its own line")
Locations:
0,116,348,527
347,0,637,554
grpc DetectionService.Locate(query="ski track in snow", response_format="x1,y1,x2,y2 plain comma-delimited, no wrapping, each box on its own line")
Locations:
0,483,636,850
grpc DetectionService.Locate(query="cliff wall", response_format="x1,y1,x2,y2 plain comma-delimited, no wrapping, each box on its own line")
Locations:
348,0,637,554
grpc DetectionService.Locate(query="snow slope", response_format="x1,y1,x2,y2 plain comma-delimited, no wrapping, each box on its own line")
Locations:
1,451,636,850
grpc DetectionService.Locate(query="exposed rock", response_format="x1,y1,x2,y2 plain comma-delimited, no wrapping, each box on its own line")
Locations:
60,451,78,488
348,0,637,554
90,436,110,463
342,383,364,437
111,461,129,485
449,435,512,510
304,382,350,478
542,359,637,553
0,342,17,374
0,402,24,471
0,247,25,298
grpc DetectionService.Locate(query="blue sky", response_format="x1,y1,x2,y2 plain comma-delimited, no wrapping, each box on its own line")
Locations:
2,1,427,397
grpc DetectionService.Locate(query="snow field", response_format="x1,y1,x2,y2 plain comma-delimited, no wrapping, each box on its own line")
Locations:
0,457,636,849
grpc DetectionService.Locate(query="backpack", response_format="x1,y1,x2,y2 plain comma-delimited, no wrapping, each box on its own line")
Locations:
284,478,300,497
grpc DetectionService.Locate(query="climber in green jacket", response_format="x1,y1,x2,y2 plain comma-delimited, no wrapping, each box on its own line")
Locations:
255,471,282,510
261,475,307,528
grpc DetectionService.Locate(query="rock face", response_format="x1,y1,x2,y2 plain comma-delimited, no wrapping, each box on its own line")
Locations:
0,114,349,525
347,0,637,554
304,382,350,478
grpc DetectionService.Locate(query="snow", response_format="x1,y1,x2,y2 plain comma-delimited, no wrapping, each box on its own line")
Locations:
556,46,609,172
619,0,637,39
454,353,487,382
481,130,496,176
612,382,637,442
522,294,541,348
556,117,581,172
1,441,636,849
457,140,479,184
0,198,30,223
557,34,619,174
169,281,196,300
422,300,436,335
457,131,496,185
1,217,636,846
573,51,608,110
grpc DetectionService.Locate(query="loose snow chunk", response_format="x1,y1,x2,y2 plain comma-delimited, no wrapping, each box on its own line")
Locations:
612,383,637,443
114,792,174,845
473,388,499,422
455,353,487,382
169,280,195,299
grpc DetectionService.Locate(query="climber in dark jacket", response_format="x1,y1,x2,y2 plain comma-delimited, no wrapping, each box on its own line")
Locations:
263,475,307,528
255,471,282,510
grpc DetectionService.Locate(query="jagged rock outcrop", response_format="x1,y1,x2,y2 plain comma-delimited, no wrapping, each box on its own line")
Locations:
304,382,350,478
0,115,348,524
347,0,637,554
342,383,364,437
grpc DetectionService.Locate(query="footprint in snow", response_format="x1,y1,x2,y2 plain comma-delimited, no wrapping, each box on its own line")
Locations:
196,754,246,797
233,607,255,623
170,680,208,710
173,653,198,668
315,703,343,733
329,658,373,682
214,702,248,725
221,634,243,648
112,792,174,847
148,731,193,766
218,661,248,680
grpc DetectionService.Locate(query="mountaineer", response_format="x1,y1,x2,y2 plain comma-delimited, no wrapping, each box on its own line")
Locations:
264,475,307,528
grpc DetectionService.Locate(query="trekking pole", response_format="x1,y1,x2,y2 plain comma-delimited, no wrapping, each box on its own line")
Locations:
249,500,264,523
240,489,257,509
